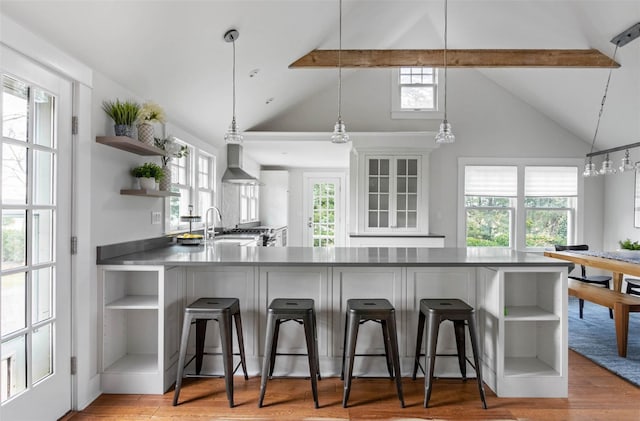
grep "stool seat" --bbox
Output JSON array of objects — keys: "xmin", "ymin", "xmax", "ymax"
[
  {"xmin": 173, "ymin": 297, "xmax": 248, "ymax": 408},
  {"xmin": 341, "ymin": 299, "xmax": 404, "ymax": 408},
  {"xmin": 259, "ymin": 298, "xmax": 320, "ymax": 408},
  {"xmin": 413, "ymin": 298, "xmax": 487, "ymax": 409}
]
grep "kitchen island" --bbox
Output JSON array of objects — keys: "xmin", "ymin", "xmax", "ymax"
[{"xmin": 97, "ymin": 243, "xmax": 570, "ymax": 399}]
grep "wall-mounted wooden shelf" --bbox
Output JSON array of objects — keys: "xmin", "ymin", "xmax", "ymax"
[
  {"xmin": 96, "ymin": 136, "xmax": 167, "ymax": 156},
  {"xmin": 120, "ymin": 189, "xmax": 179, "ymax": 198}
]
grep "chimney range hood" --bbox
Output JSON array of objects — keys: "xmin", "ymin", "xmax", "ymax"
[{"xmin": 222, "ymin": 144, "xmax": 259, "ymax": 185}]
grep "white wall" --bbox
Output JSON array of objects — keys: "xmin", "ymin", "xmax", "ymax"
[
  {"xmin": 603, "ymin": 171, "xmax": 640, "ymax": 249},
  {"xmin": 258, "ymin": 67, "xmax": 605, "ymax": 248}
]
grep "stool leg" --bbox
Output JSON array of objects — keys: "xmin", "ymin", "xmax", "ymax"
[
  {"xmin": 453, "ymin": 320, "xmax": 467, "ymax": 380},
  {"xmin": 340, "ymin": 311, "xmax": 348, "ymax": 381},
  {"xmin": 195, "ymin": 319, "xmax": 208, "ymax": 375},
  {"xmin": 342, "ymin": 312, "xmax": 360, "ymax": 408},
  {"xmin": 412, "ymin": 309, "xmax": 426, "ymax": 380},
  {"xmin": 303, "ymin": 314, "xmax": 320, "ymax": 409},
  {"xmin": 386, "ymin": 312, "xmax": 405, "ymax": 408},
  {"xmin": 259, "ymin": 312, "xmax": 276, "ymax": 407},
  {"xmin": 268, "ymin": 320, "xmax": 281, "ymax": 378},
  {"xmin": 579, "ymin": 298, "xmax": 584, "ymax": 319},
  {"xmin": 173, "ymin": 313, "xmax": 193, "ymax": 406},
  {"xmin": 312, "ymin": 309, "xmax": 321, "ymax": 381},
  {"xmin": 219, "ymin": 312, "xmax": 235, "ymax": 408},
  {"xmin": 424, "ymin": 312, "xmax": 440, "ymax": 408},
  {"xmin": 380, "ymin": 319, "xmax": 394, "ymax": 379},
  {"xmin": 467, "ymin": 313, "xmax": 488, "ymax": 409},
  {"xmin": 233, "ymin": 310, "xmax": 249, "ymax": 380}
]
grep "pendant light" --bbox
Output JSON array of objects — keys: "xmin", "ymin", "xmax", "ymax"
[
  {"xmin": 331, "ymin": 0, "xmax": 349, "ymax": 144},
  {"xmin": 435, "ymin": 0, "xmax": 455, "ymax": 144},
  {"xmin": 224, "ymin": 29, "xmax": 243, "ymax": 144},
  {"xmin": 619, "ymin": 150, "xmax": 635, "ymax": 172}
]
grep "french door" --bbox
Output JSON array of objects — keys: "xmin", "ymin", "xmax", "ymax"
[
  {"xmin": 303, "ymin": 175, "xmax": 343, "ymax": 247},
  {"xmin": 0, "ymin": 47, "xmax": 72, "ymax": 420}
]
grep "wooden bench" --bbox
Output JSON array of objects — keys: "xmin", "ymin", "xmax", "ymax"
[{"xmin": 568, "ymin": 279, "xmax": 640, "ymax": 357}]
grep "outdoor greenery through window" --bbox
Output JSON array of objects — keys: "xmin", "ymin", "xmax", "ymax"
[
  {"xmin": 312, "ymin": 183, "xmax": 336, "ymax": 247},
  {"xmin": 399, "ymin": 67, "xmax": 437, "ymax": 110},
  {"xmin": 464, "ymin": 165, "xmax": 577, "ymax": 249}
]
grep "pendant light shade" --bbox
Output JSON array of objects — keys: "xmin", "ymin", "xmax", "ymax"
[
  {"xmin": 435, "ymin": 0, "xmax": 454, "ymax": 144},
  {"xmin": 224, "ymin": 29, "xmax": 243, "ymax": 144},
  {"xmin": 331, "ymin": 0, "xmax": 349, "ymax": 144},
  {"xmin": 619, "ymin": 150, "xmax": 635, "ymax": 172},
  {"xmin": 582, "ymin": 159, "xmax": 598, "ymax": 177}
]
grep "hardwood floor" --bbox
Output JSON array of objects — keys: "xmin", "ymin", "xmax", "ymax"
[{"xmin": 62, "ymin": 351, "xmax": 639, "ymax": 421}]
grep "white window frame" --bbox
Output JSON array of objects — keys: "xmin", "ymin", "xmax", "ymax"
[
  {"xmin": 457, "ymin": 157, "xmax": 585, "ymax": 251},
  {"xmin": 195, "ymin": 151, "xmax": 216, "ymax": 220},
  {"xmin": 239, "ymin": 184, "xmax": 259, "ymax": 224},
  {"xmin": 390, "ymin": 67, "xmax": 444, "ymax": 120}
]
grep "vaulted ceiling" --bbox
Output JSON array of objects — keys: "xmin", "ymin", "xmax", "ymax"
[{"xmin": 2, "ymin": 1, "xmax": 639, "ymax": 167}]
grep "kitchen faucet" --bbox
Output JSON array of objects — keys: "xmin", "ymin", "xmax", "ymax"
[{"xmin": 204, "ymin": 206, "xmax": 222, "ymax": 240}]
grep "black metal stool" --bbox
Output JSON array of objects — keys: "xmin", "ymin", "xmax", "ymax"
[
  {"xmin": 173, "ymin": 297, "xmax": 248, "ymax": 408},
  {"xmin": 341, "ymin": 298, "xmax": 404, "ymax": 408},
  {"xmin": 412, "ymin": 298, "xmax": 487, "ymax": 409},
  {"xmin": 258, "ymin": 298, "xmax": 321, "ymax": 408}
]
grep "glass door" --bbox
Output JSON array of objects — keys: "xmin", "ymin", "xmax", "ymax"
[
  {"xmin": 304, "ymin": 176, "xmax": 342, "ymax": 247},
  {"xmin": 1, "ymin": 48, "xmax": 72, "ymax": 420}
]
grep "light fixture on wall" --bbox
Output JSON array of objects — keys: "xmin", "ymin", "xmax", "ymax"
[
  {"xmin": 583, "ymin": 22, "xmax": 640, "ymax": 177},
  {"xmin": 331, "ymin": 0, "xmax": 350, "ymax": 144},
  {"xmin": 435, "ymin": 0, "xmax": 455, "ymax": 144},
  {"xmin": 224, "ymin": 29, "xmax": 243, "ymax": 144}
]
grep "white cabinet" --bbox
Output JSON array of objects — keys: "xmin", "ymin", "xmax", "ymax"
[
  {"xmin": 99, "ymin": 265, "xmax": 184, "ymax": 394},
  {"xmin": 477, "ymin": 267, "xmax": 567, "ymax": 398},
  {"xmin": 259, "ymin": 170, "xmax": 288, "ymax": 227}
]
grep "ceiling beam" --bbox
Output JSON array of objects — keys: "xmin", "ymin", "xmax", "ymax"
[{"xmin": 289, "ymin": 49, "xmax": 619, "ymax": 69}]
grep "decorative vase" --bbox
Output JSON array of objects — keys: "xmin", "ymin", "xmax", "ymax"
[
  {"xmin": 139, "ymin": 177, "xmax": 156, "ymax": 190},
  {"xmin": 159, "ymin": 165, "xmax": 171, "ymax": 191},
  {"xmin": 114, "ymin": 124, "xmax": 133, "ymax": 137},
  {"xmin": 137, "ymin": 123, "xmax": 154, "ymax": 145}
]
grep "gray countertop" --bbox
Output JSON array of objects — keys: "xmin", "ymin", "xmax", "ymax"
[{"xmin": 97, "ymin": 244, "xmax": 571, "ymax": 267}]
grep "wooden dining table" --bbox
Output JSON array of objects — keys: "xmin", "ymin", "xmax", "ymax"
[{"xmin": 543, "ymin": 250, "xmax": 640, "ymax": 292}]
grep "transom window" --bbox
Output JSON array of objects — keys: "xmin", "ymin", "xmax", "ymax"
[{"xmin": 399, "ymin": 67, "xmax": 437, "ymax": 110}]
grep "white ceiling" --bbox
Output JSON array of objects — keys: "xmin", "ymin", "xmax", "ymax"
[{"xmin": 2, "ymin": 1, "xmax": 639, "ymax": 167}]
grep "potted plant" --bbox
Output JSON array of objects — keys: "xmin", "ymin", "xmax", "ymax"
[
  {"xmin": 102, "ymin": 99, "xmax": 140, "ymax": 137},
  {"xmin": 154, "ymin": 135, "xmax": 189, "ymax": 190},
  {"xmin": 137, "ymin": 102, "xmax": 166, "ymax": 145},
  {"xmin": 131, "ymin": 162, "xmax": 164, "ymax": 190}
]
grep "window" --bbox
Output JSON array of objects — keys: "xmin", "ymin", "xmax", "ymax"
[
  {"xmin": 461, "ymin": 161, "xmax": 580, "ymax": 251},
  {"xmin": 524, "ymin": 167, "xmax": 577, "ymax": 247},
  {"xmin": 239, "ymin": 185, "xmax": 258, "ymax": 223},
  {"xmin": 391, "ymin": 67, "xmax": 442, "ymax": 119},
  {"xmin": 464, "ymin": 166, "xmax": 517, "ymax": 248},
  {"xmin": 167, "ymin": 142, "xmax": 216, "ymax": 232}
]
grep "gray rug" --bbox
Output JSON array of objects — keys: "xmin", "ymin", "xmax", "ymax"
[{"xmin": 568, "ymin": 296, "xmax": 640, "ymax": 386}]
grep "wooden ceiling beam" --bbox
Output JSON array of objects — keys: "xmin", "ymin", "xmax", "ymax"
[{"xmin": 289, "ymin": 49, "xmax": 619, "ymax": 69}]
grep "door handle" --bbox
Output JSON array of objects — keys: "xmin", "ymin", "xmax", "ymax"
[{"xmin": 308, "ymin": 217, "xmax": 313, "ymax": 228}]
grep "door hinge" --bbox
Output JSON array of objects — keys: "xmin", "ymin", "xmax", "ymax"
[
  {"xmin": 70, "ymin": 356, "xmax": 77, "ymax": 375},
  {"xmin": 71, "ymin": 236, "xmax": 78, "ymax": 255},
  {"xmin": 72, "ymin": 116, "xmax": 78, "ymax": 135}
]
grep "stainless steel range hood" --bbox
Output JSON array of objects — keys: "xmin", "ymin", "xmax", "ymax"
[{"xmin": 222, "ymin": 144, "xmax": 259, "ymax": 185}]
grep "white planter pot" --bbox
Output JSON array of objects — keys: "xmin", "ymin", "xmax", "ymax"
[{"xmin": 139, "ymin": 177, "xmax": 157, "ymax": 190}]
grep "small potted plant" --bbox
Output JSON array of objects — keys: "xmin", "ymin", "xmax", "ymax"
[
  {"xmin": 137, "ymin": 101, "xmax": 166, "ymax": 145},
  {"xmin": 131, "ymin": 162, "xmax": 164, "ymax": 190},
  {"xmin": 154, "ymin": 135, "xmax": 189, "ymax": 190},
  {"xmin": 102, "ymin": 99, "xmax": 140, "ymax": 137}
]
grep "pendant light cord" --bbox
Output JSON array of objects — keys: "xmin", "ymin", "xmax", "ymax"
[
  {"xmin": 232, "ymin": 38, "xmax": 237, "ymax": 124},
  {"xmin": 443, "ymin": 0, "xmax": 448, "ymax": 121},
  {"xmin": 338, "ymin": 0, "xmax": 343, "ymax": 121},
  {"xmin": 589, "ymin": 42, "xmax": 619, "ymax": 155}
]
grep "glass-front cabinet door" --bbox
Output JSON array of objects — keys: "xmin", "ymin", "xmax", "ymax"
[{"xmin": 365, "ymin": 155, "xmax": 420, "ymax": 231}]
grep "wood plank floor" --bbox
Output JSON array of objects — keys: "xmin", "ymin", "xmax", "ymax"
[{"xmin": 62, "ymin": 351, "xmax": 639, "ymax": 421}]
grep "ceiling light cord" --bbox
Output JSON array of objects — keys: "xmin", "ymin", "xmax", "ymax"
[
  {"xmin": 338, "ymin": 0, "xmax": 343, "ymax": 121},
  {"xmin": 232, "ymin": 38, "xmax": 237, "ymax": 126},
  {"xmin": 443, "ymin": 0, "xmax": 448, "ymax": 121},
  {"xmin": 589, "ymin": 42, "xmax": 619, "ymax": 156}
]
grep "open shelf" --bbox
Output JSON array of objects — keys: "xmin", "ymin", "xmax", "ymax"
[
  {"xmin": 96, "ymin": 136, "xmax": 167, "ymax": 156},
  {"xmin": 103, "ymin": 354, "xmax": 158, "ymax": 373},
  {"xmin": 106, "ymin": 295, "xmax": 159, "ymax": 310},
  {"xmin": 504, "ymin": 306, "xmax": 560, "ymax": 321},
  {"xmin": 504, "ymin": 357, "xmax": 560, "ymax": 377},
  {"xmin": 120, "ymin": 189, "xmax": 179, "ymax": 197}
]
